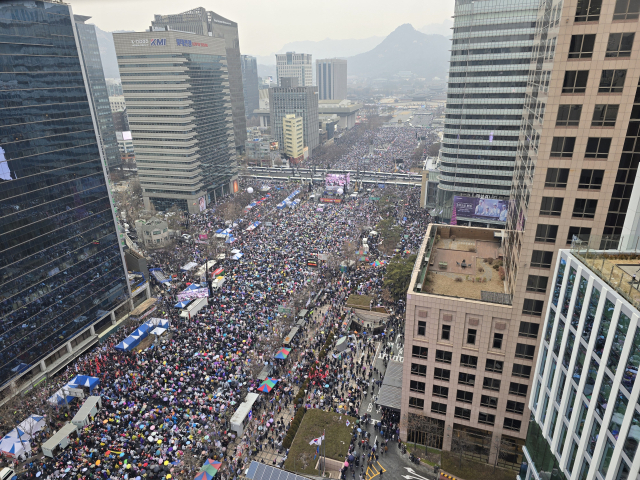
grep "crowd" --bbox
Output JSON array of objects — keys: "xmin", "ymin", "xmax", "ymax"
[{"xmin": 7, "ymin": 176, "xmax": 431, "ymax": 480}]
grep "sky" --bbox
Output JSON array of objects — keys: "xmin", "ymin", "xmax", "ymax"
[{"xmin": 68, "ymin": 0, "xmax": 454, "ymax": 56}]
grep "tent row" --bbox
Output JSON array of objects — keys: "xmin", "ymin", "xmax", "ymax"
[
  {"xmin": 114, "ymin": 318, "xmax": 171, "ymax": 352},
  {"xmin": 276, "ymin": 189, "xmax": 301, "ymax": 209},
  {"xmin": 48, "ymin": 375, "xmax": 100, "ymax": 406},
  {"xmin": 0, "ymin": 414, "xmax": 46, "ymax": 457}
]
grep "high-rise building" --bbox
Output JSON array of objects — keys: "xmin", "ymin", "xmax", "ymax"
[
  {"xmin": 0, "ymin": 0, "xmax": 131, "ymax": 392},
  {"xmin": 113, "ymin": 31, "xmax": 237, "ymax": 214},
  {"xmin": 105, "ymin": 78, "xmax": 123, "ymax": 97},
  {"xmin": 111, "ymin": 109, "xmax": 129, "ymax": 132},
  {"xmin": 437, "ymin": 0, "xmax": 538, "ymax": 226},
  {"xmin": 150, "ymin": 8, "xmax": 248, "ymax": 152},
  {"xmin": 276, "ymin": 52, "xmax": 313, "ymax": 87},
  {"xmin": 316, "ymin": 58, "xmax": 347, "ymax": 101},
  {"xmin": 241, "ymin": 55, "xmax": 260, "ymax": 119},
  {"xmin": 283, "ymin": 115, "xmax": 304, "ymax": 160},
  {"xmin": 269, "ymin": 78, "xmax": 319, "ymax": 158},
  {"xmin": 522, "ymin": 245, "xmax": 640, "ymax": 480},
  {"xmin": 74, "ymin": 15, "xmax": 121, "ymax": 170}
]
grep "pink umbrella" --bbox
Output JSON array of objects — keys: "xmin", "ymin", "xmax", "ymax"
[{"xmin": 344, "ymin": 461, "xmax": 349, "ymax": 467}]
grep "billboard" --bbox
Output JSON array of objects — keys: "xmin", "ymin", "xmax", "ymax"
[
  {"xmin": 233, "ymin": 179, "xmax": 239, "ymax": 193},
  {"xmin": 325, "ymin": 173, "xmax": 350, "ymax": 186},
  {"xmin": 453, "ymin": 196, "xmax": 508, "ymax": 222},
  {"xmin": 176, "ymin": 288, "xmax": 209, "ymax": 301},
  {"xmin": 198, "ymin": 196, "xmax": 206, "ymax": 212}
]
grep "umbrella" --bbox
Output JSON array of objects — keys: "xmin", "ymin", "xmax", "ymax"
[
  {"xmin": 274, "ymin": 347, "xmax": 292, "ymax": 360},
  {"xmin": 257, "ymin": 377, "xmax": 278, "ymax": 393},
  {"xmin": 194, "ymin": 472, "xmax": 212, "ymax": 480},
  {"xmin": 200, "ymin": 464, "xmax": 218, "ymax": 477},
  {"xmin": 202, "ymin": 460, "xmax": 222, "ymax": 473}
]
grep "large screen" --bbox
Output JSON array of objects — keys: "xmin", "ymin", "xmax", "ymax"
[
  {"xmin": 325, "ymin": 173, "xmax": 350, "ymax": 186},
  {"xmin": 453, "ymin": 196, "xmax": 508, "ymax": 222}
]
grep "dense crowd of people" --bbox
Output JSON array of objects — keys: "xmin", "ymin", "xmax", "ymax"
[{"xmin": 7, "ymin": 172, "xmax": 432, "ymax": 479}]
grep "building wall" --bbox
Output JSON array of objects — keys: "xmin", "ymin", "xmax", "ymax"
[
  {"xmin": 524, "ymin": 249, "xmax": 640, "ymax": 480},
  {"xmin": 75, "ymin": 20, "xmax": 121, "ymax": 170},
  {"xmin": 438, "ymin": 0, "xmax": 538, "ymax": 224},
  {"xmin": 269, "ymin": 86, "xmax": 319, "ymax": 157},
  {"xmin": 0, "ymin": 0, "xmax": 130, "ymax": 388},
  {"xmin": 283, "ymin": 115, "xmax": 304, "ymax": 158},
  {"xmin": 317, "ymin": 59, "xmax": 348, "ymax": 100},
  {"xmin": 241, "ymin": 55, "xmax": 260, "ymax": 118},
  {"xmin": 276, "ymin": 52, "xmax": 313, "ymax": 87},
  {"xmin": 114, "ymin": 31, "xmax": 237, "ymax": 214}
]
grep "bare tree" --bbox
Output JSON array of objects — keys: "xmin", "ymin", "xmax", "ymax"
[{"xmin": 448, "ymin": 426, "xmax": 473, "ymax": 468}]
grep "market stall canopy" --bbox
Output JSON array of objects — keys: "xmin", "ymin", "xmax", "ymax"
[
  {"xmin": 48, "ymin": 375, "xmax": 100, "ymax": 405},
  {"xmin": 0, "ymin": 437, "xmax": 30, "ymax": 457},
  {"xmin": 274, "ymin": 347, "xmax": 291, "ymax": 360},
  {"xmin": 149, "ymin": 268, "xmax": 170, "ymax": 284},
  {"xmin": 257, "ymin": 377, "xmax": 278, "ymax": 393},
  {"xmin": 180, "ymin": 261, "xmax": 198, "ymax": 272},
  {"xmin": 174, "ymin": 301, "xmax": 189, "ymax": 308}
]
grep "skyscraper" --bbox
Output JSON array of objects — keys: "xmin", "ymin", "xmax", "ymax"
[
  {"xmin": 269, "ymin": 78, "xmax": 319, "ymax": 158},
  {"xmin": 151, "ymin": 8, "xmax": 248, "ymax": 152},
  {"xmin": 74, "ymin": 15, "xmax": 121, "ymax": 170},
  {"xmin": 283, "ymin": 114, "xmax": 304, "ymax": 160},
  {"xmin": 241, "ymin": 55, "xmax": 260, "ymax": 119},
  {"xmin": 437, "ymin": 0, "xmax": 538, "ymax": 226},
  {"xmin": 0, "ymin": 0, "xmax": 130, "ymax": 390},
  {"xmin": 276, "ymin": 52, "xmax": 313, "ymax": 87},
  {"xmin": 113, "ymin": 31, "xmax": 237, "ymax": 213},
  {"xmin": 316, "ymin": 58, "xmax": 348, "ymax": 101}
]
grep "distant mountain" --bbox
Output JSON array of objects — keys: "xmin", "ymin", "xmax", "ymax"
[
  {"xmin": 94, "ymin": 26, "xmax": 121, "ymax": 80},
  {"xmin": 347, "ymin": 24, "xmax": 450, "ymax": 80},
  {"xmin": 419, "ymin": 19, "xmax": 454, "ymax": 38},
  {"xmin": 253, "ymin": 35, "xmax": 384, "ymax": 66}
]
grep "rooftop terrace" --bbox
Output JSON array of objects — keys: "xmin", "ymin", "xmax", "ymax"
[{"xmin": 413, "ymin": 225, "xmax": 511, "ymax": 304}]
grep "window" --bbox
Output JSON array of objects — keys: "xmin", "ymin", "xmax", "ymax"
[
  {"xmin": 540, "ymin": 197, "xmax": 564, "ymax": 216},
  {"xmin": 562, "ymin": 71, "xmax": 589, "ymax": 94},
  {"xmin": 431, "ymin": 402, "xmax": 447, "ymax": 415},
  {"xmin": 573, "ymin": 199, "xmax": 598, "ymax": 218},
  {"xmin": 545, "ymin": 168, "xmax": 570, "ymax": 188},
  {"xmin": 460, "ymin": 354, "xmax": 478, "ymax": 368},
  {"xmin": 585, "ymin": 137, "xmax": 612, "ymax": 158},
  {"xmin": 493, "ymin": 333, "xmax": 503, "ymax": 350},
  {"xmin": 535, "ymin": 224, "xmax": 558, "ymax": 243},
  {"xmin": 509, "ymin": 382, "xmax": 528, "ymax": 396},
  {"xmin": 550, "ymin": 137, "xmax": 576, "ymax": 157},
  {"xmin": 531, "ymin": 250, "xmax": 554, "ymax": 268},
  {"xmin": 412, "ymin": 345, "xmax": 428, "ymax": 359},
  {"xmin": 486, "ymin": 359, "xmax": 503, "ymax": 373},
  {"xmin": 417, "ymin": 320, "xmax": 426, "ymax": 336},
  {"xmin": 434, "ymin": 368, "xmax": 451, "ymax": 381},
  {"xmin": 526, "ymin": 275, "xmax": 549, "ymax": 293},
  {"xmin": 456, "ymin": 390, "xmax": 473, "ymax": 403},
  {"xmin": 506, "ymin": 400, "xmax": 525, "ymax": 414},
  {"xmin": 592, "ymin": 105, "xmax": 619, "ymax": 127},
  {"xmin": 481, "ymin": 395, "xmax": 498, "ymax": 409},
  {"xmin": 433, "ymin": 385, "xmax": 449, "ymax": 398},
  {"xmin": 459, "ymin": 372, "xmax": 475, "ymax": 386},
  {"xmin": 409, "ymin": 397, "xmax": 424, "ymax": 409},
  {"xmin": 504, "ymin": 418, "xmax": 522, "ymax": 431},
  {"xmin": 567, "ymin": 227, "xmax": 592, "ymax": 245},
  {"xmin": 483, "ymin": 377, "xmax": 501, "ymax": 391},
  {"xmin": 454, "ymin": 407, "xmax": 471, "ymax": 420},
  {"xmin": 578, "ymin": 169, "xmax": 604, "ymax": 189},
  {"xmin": 436, "ymin": 350, "xmax": 452, "ymax": 364},
  {"xmin": 512, "ymin": 363, "xmax": 532, "ymax": 378},
  {"xmin": 441, "ymin": 325, "xmax": 451, "ymax": 341},
  {"xmin": 575, "ymin": 0, "xmax": 602, "ymax": 21},
  {"xmin": 613, "ymin": 0, "xmax": 640, "ymax": 20},
  {"xmin": 606, "ymin": 33, "xmax": 635, "ymax": 58},
  {"xmin": 568, "ymin": 34, "xmax": 596, "ymax": 58},
  {"xmin": 556, "ymin": 105, "xmax": 582, "ymax": 126},
  {"xmin": 523, "ymin": 299, "xmax": 544, "ymax": 316},
  {"xmin": 515, "ymin": 343, "xmax": 536, "ymax": 359},
  {"xmin": 519, "ymin": 321, "xmax": 540, "ymax": 338},
  {"xmin": 411, "ymin": 363, "xmax": 427, "ymax": 377},
  {"xmin": 479, "ymin": 412, "xmax": 496, "ymax": 425},
  {"xmin": 599, "ymin": 70, "xmax": 627, "ymax": 93},
  {"xmin": 410, "ymin": 380, "xmax": 426, "ymax": 393},
  {"xmin": 466, "ymin": 329, "xmax": 477, "ymax": 345}
]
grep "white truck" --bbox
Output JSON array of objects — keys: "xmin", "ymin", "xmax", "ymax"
[{"xmin": 179, "ymin": 297, "xmax": 208, "ymax": 319}]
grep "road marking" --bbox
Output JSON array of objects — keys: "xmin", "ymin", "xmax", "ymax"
[
  {"xmin": 367, "ymin": 403, "xmax": 373, "ymax": 412},
  {"xmin": 365, "ymin": 461, "xmax": 387, "ymax": 480}
]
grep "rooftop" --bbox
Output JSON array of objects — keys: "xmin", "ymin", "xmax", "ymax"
[{"xmin": 412, "ymin": 225, "xmax": 511, "ymax": 305}]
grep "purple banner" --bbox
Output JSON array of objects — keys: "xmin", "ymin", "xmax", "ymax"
[
  {"xmin": 453, "ymin": 196, "xmax": 508, "ymax": 222},
  {"xmin": 176, "ymin": 288, "xmax": 209, "ymax": 301}
]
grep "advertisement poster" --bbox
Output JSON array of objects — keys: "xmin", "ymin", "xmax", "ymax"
[
  {"xmin": 453, "ymin": 196, "xmax": 508, "ymax": 222},
  {"xmin": 198, "ymin": 196, "xmax": 206, "ymax": 212},
  {"xmin": 176, "ymin": 288, "xmax": 209, "ymax": 301},
  {"xmin": 233, "ymin": 179, "xmax": 239, "ymax": 193},
  {"xmin": 198, "ymin": 234, "xmax": 208, "ymax": 241}
]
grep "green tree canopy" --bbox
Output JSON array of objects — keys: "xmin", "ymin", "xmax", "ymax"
[{"xmin": 383, "ymin": 254, "xmax": 418, "ymax": 301}]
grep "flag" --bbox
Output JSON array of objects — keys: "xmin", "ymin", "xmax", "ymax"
[
  {"xmin": 346, "ymin": 420, "xmax": 350, "ymax": 427},
  {"xmin": 309, "ymin": 435, "xmax": 324, "ymax": 446}
]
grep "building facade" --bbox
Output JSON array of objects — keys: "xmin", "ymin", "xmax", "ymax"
[
  {"xmin": 74, "ymin": 15, "xmax": 121, "ymax": 170},
  {"xmin": 522, "ymin": 246, "xmax": 640, "ymax": 480},
  {"xmin": 0, "ymin": 0, "xmax": 131, "ymax": 393},
  {"xmin": 105, "ymin": 78, "xmax": 123, "ymax": 97},
  {"xmin": 135, "ymin": 218, "xmax": 170, "ymax": 248},
  {"xmin": 438, "ymin": 0, "xmax": 538, "ymax": 226},
  {"xmin": 109, "ymin": 95, "xmax": 126, "ymax": 112},
  {"xmin": 111, "ymin": 109, "xmax": 129, "ymax": 132},
  {"xmin": 283, "ymin": 114, "xmax": 304, "ymax": 159},
  {"xmin": 276, "ymin": 52, "xmax": 313, "ymax": 87},
  {"xmin": 269, "ymin": 80, "xmax": 319, "ymax": 157},
  {"xmin": 241, "ymin": 55, "xmax": 260, "ymax": 119},
  {"xmin": 151, "ymin": 7, "xmax": 248, "ymax": 151},
  {"xmin": 116, "ymin": 131, "xmax": 135, "ymax": 164},
  {"xmin": 316, "ymin": 58, "xmax": 348, "ymax": 100},
  {"xmin": 113, "ymin": 31, "xmax": 237, "ymax": 214}
]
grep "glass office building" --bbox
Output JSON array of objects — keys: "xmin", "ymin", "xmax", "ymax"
[{"xmin": 0, "ymin": 1, "xmax": 130, "ymax": 389}]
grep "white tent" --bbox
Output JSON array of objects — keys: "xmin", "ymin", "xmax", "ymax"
[
  {"xmin": 0, "ymin": 436, "xmax": 31, "ymax": 457},
  {"xmin": 18, "ymin": 415, "xmax": 45, "ymax": 437}
]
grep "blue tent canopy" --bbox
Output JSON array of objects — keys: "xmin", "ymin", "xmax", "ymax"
[{"xmin": 174, "ymin": 301, "xmax": 189, "ymax": 308}]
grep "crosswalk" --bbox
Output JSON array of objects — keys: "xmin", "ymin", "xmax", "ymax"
[{"xmin": 365, "ymin": 461, "xmax": 386, "ymax": 480}]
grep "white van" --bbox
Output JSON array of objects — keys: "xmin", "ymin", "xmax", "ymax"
[{"xmin": 0, "ymin": 467, "xmax": 16, "ymax": 480}]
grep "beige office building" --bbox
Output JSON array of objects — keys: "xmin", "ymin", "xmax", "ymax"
[
  {"xmin": 401, "ymin": 0, "xmax": 640, "ymax": 469},
  {"xmin": 283, "ymin": 114, "xmax": 304, "ymax": 159},
  {"xmin": 276, "ymin": 52, "xmax": 312, "ymax": 87}
]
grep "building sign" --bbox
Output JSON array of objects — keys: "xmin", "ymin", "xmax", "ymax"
[
  {"xmin": 150, "ymin": 38, "xmax": 166, "ymax": 46},
  {"xmin": 131, "ymin": 39, "xmax": 149, "ymax": 47},
  {"xmin": 176, "ymin": 39, "xmax": 209, "ymax": 47},
  {"xmin": 453, "ymin": 195, "xmax": 508, "ymax": 222}
]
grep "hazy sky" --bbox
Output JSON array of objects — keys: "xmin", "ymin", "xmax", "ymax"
[{"xmin": 69, "ymin": 0, "xmax": 454, "ymax": 56}]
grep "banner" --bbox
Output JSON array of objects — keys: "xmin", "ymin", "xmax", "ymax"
[
  {"xmin": 453, "ymin": 196, "xmax": 508, "ymax": 222},
  {"xmin": 176, "ymin": 288, "xmax": 209, "ymax": 301},
  {"xmin": 320, "ymin": 197, "xmax": 342, "ymax": 204}
]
